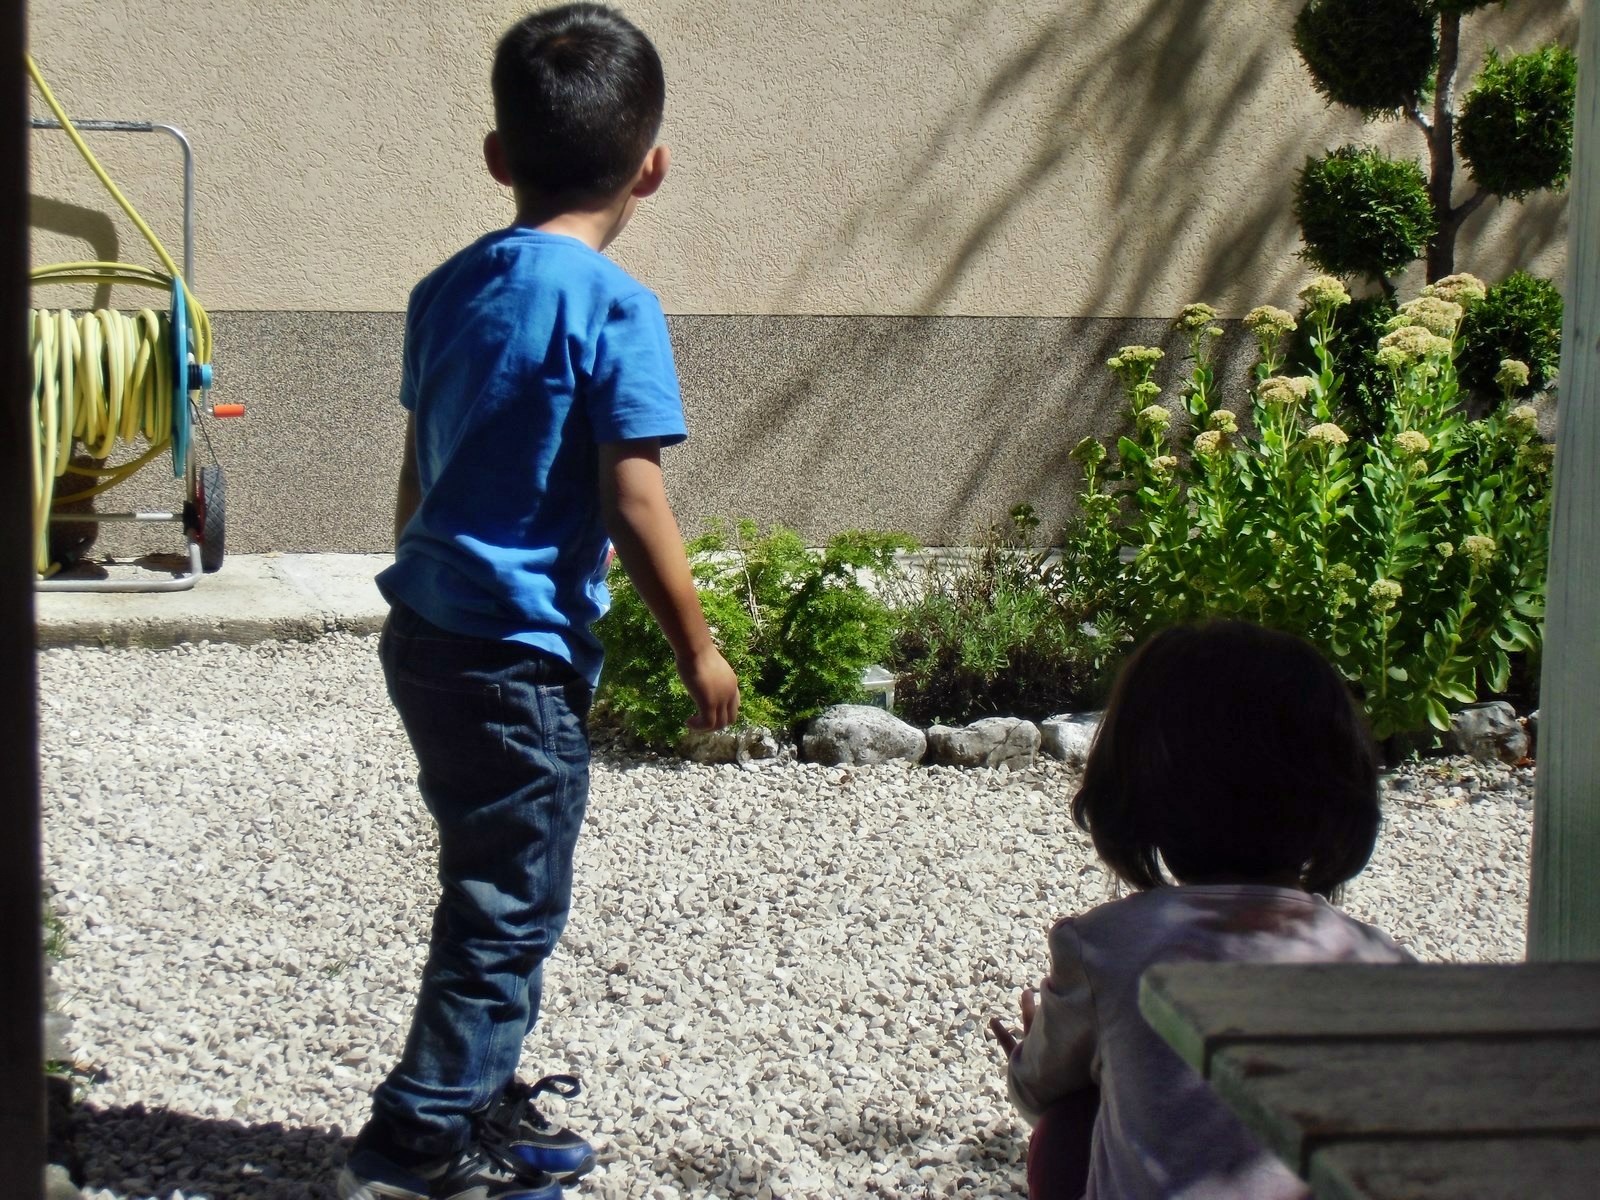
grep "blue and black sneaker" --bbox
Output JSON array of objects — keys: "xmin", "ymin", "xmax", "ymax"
[
  {"xmin": 480, "ymin": 1074, "xmax": 597, "ymax": 1184},
  {"xmin": 338, "ymin": 1141, "xmax": 563, "ymax": 1200}
]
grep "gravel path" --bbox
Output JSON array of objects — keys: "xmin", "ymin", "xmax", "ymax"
[{"xmin": 40, "ymin": 635, "xmax": 1534, "ymax": 1200}]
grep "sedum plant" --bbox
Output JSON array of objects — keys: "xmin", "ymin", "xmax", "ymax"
[{"xmin": 1071, "ymin": 275, "xmax": 1552, "ymax": 740}]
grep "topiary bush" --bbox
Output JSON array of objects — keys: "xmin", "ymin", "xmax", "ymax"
[
  {"xmin": 1291, "ymin": 0, "xmax": 1575, "ymax": 282},
  {"xmin": 595, "ymin": 520, "xmax": 913, "ymax": 748},
  {"xmin": 1294, "ymin": 147, "xmax": 1436, "ymax": 286},
  {"xmin": 1456, "ymin": 270, "xmax": 1563, "ymax": 400},
  {"xmin": 1293, "ymin": 0, "xmax": 1436, "ymax": 115},
  {"xmin": 1458, "ymin": 46, "xmax": 1579, "ymax": 200}
]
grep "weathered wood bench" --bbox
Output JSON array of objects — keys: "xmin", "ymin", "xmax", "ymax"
[{"xmin": 1138, "ymin": 962, "xmax": 1600, "ymax": 1200}]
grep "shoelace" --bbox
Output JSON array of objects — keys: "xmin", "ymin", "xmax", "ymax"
[{"xmin": 491, "ymin": 1073, "xmax": 583, "ymax": 1135}]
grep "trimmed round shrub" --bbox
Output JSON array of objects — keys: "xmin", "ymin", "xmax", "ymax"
[
  {"xmin": 1295, "ymin": 146, "xmax": 1436, "ymax": 282},
  {"xmin": 1457, "ymin": 270, "xmax": 1563, "ymax": 399},
  {"xmin": 1293, "ymin": 0, "xmax": 1436, "ymax": 115},
  {"xmin": 1458, "ymin": 46, "xmax": 1578, "ymax": 200}
]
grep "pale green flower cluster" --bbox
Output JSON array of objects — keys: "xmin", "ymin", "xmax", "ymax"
[
  {"xmin": 1497, "ymin": 359, "xmax": 1531, "ymax": 394},
  {"xmin": 1422, "ymin": 273, "xmax": 1488, "ymax": 308},
  {"xmin": 1137, "ymin": 404, "xmax": 1172, "ymax": 431},
  {"xmin": 1150, "ymin": 454, "xmax": 1180, "ymax": 474},
  {"xmin": 1394, "ymin": 430, "xmax": 1431, "ymax": 457},
  {"xmin": 1208, "ymin": 410, "xmax": 1238, "ymax": 434},
  {"xmin": 1174, "ymin": 303, "xmax": 1218, "ymax": 332},
  {"xmin": 1192, "ymin": 429, "xmax": 1226, "ymax": 458},
  {"xmin": 1508, "ymin": 403, "xmax": 1539, "ymax": 431},
  {"xmin": 1108, "ymin": 345, "xmax": 1164, "ymax": 372},
  {"xmin": 1436, "ymin": 542, "xmax": 1454, "ymax": 559},
  {"xmin": 1368, "ymin": 578, "xmax": 1403, "ymax": 612},
  {"xmin": 1519, "ymin": 441, "xmax": 1556, "ymax": 474},
  {"xmin": 1306, "ymin": 422, "xmax": 1349, "ymax": 447},
  {"xmin": 1071, "ymin": 436, "xmax": 1107, "ymax": 466},
  {"xmin": 1299, "ymin": 275, "xmax": 1351, "ymax": 314},
  {"xmin": 1133, "ymin": 380, "xmax": 1161, "ymax": 403},
  {"xmin": 1389, "ymin": 295, "xmax": 1464, "ymax": 338},
  {"xmin": 1463, "ymin": 534, "xmax": 1498, "ymax": 568},
  {"xmin": 1258, "ymin": 375, "xmax": 1312, "ymax": 407},
  {"xmin": 1376, "ymin": 324, "xmax": 1452, "ymax": 371},
  {"xmin": 1326, "ymin": 562, "xmax": 1357, "ymax": 584},
  {"xmin": 1243, "ymin": 305, "xmax": 1296, "ymax": 339}
]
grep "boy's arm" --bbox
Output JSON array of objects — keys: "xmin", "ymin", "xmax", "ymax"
[
  {"xmin": 598, "ymin": 440, "xmax": 739, "ymax": 731},
  {"xmin": 393, "ymin": 414, "xmax": 421, "ymax": 547}
]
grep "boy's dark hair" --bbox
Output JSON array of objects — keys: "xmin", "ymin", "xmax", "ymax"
[
  {"xmin": 492, "ymin": 4, "xmax": 665, "ymax": 203},
  {"xmin": 1072, "ymin": 620, "xmax": 1379, "ymax": 898}
]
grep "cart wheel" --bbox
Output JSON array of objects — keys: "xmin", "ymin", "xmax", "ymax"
[{"xmin": 197, "ymin": 464, "xmax": 226, "ymax": 573}]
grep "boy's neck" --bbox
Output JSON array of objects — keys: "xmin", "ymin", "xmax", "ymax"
[{"xmin": 514, "ymin": 193, "xmax": 635, "ymax": 253}]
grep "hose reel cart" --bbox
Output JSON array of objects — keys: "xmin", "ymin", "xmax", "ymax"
[{"xmin": 28, "ymin": 56, "xmax": 243, "ymax": 592}]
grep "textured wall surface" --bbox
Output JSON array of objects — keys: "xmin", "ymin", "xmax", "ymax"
[
  {"xmin": 27, "ymin": 1, "xmax": 1578, "ymax": 553},
  {"xmin": 89, "ymin": 311, "xmax": 1261, "ymax": 555},
  {"xmin": 29, "ymin": 0, "xmax": 1574, "ymax": 316}
]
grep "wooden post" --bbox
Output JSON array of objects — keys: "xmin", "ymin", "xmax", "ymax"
[
  {"xmin": 1, "ymin": 1, "xmax": 47, "ymax": 1197},
  {"xmin": 1529, "ymin": 0, "xmax": 1600, "ymax": 962}
]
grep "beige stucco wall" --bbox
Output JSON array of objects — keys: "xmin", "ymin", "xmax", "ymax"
[{"xmin": 29, "ymin": 0, "xmax": 1574, "ymax": 317}]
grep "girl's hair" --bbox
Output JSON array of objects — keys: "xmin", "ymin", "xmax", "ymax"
[{"xmin": 1071, "ymin": 620, "xmax": 1379, "ymax": 897}]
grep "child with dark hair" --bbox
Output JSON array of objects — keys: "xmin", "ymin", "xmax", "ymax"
[
  {"xmin": 1004, "ymin": 620, "xmax": 1412, "ymax": 1200},
  {"xmin": 340, "ymin": 6, "xmax": 739, "ymax": 1199}
]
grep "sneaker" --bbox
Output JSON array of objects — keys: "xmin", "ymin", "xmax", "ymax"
[
  {"xmin": 338, "ymin": 1143, "xmax": 563, "ymax": 1200},
  {"xmin": 480, "ymin": 1074, "xmax": 597, "ymax": 1183}
]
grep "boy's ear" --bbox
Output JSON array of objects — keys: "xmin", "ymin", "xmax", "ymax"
[
  {"xmin": 630, "ymin": 144, "xmax": 670, "ymax": 199},
  {"xmin": 484, "ymin": 131, "xmax": 514, "ymax": 187}
]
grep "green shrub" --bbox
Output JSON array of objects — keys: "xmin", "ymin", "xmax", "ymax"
[
  {"xmin": 886, "ymin": 509, "xmax": 1125, "ymax": 726},
  {"xmin": 1295, "ymin": 146, "xmax": 1436, "ymax": 284},
  {"xmin": 1292, "ymin": 0, "xmax": 1436, "ymax": 116},
  {"xmin": 596, "ymin": 520, "xmax": 913, "ymax": 748},
  {"xmin": 1289, "ymin": 292, "xmax": 1397, "ymax": 444},
  {"xmin": 1071, "ymin": 276, "xmax": 1552, "ymax": 739},
  {"xmin": 1458, "ymin": 46, "xmax": 1578, "ymax": 200},
  {"xmin": 1456, "ymin": 270, "xmax": 1564, "ymax": 400}
]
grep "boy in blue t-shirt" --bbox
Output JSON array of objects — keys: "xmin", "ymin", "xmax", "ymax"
[{"xmin": 340, "ymin": 7, "xmax": 739, "ymax": 1199}]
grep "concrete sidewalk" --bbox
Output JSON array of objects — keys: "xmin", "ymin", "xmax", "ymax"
[{"xmin": 35, "ymin": 554, "xmax": 394, "ymax": 648}]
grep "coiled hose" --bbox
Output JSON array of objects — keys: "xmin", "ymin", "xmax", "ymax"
[{"xmin": 27, "ymin": 54, "xmax": 213, "ymax": 575}]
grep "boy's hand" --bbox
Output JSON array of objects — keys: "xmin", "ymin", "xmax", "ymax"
[
  {"xmin": 1020, "ymin": 984, "xmax": 1040, "ymax": 1034},
  {"xmin": 678, "ymin": 644, "xmax": 739, "ymax": 731}
]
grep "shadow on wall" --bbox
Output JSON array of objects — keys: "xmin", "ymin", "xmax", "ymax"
[{"xmin": 678, "ymin": 0, "xmax": 1569, "ymax": 545}]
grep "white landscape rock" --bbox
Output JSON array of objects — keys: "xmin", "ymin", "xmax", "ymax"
[
  {"xmin": 926, "ymin": 717, "xmax": 1040, "ymax": 770},
  {"xmin": 1040, "ymin": 712, "xmax": 1101, "ymax": 767},
  {"xmin": 678, "ymin": 725, "xmax": 780, "ymax": 765},
  {"xmin": 800, "ymin": 703, "xmax": 926, "ymax": 765}
]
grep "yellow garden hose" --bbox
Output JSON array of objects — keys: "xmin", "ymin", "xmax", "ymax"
[{"xmin": 26, "ymin": 54, "xmax": 214, "ymax": 575}]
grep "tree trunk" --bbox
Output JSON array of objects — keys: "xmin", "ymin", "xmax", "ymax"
[{"xmin": 1425, "ymin": 11, "xmax": 1462, "ymax": 282}]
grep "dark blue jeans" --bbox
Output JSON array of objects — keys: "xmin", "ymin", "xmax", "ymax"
[{"xmin": 358, "ymin": 602, "xmax": 592, "ymax": 1164}]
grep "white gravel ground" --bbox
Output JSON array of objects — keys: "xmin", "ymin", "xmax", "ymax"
[{"xmin": 40, "ymin": 635, "xmax": 1534, "ymax": 1200}]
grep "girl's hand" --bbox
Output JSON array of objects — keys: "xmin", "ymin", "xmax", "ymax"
[{"xmin": 1020, "ymin": 983, "xmax": 1040, "ymax": 1034}]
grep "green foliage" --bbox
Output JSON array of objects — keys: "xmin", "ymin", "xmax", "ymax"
[
  {"xmin": 1293, "ymin": 0, "xmax": 1436, "ymax": 116},
  {"xmin": 42, "ymin": 893, "xmax": 68, "ymax": 961},
  {"xmin": 1290, "ymin": 292, "xmax": 1398, "ymax": 443},
  {"xmin": 1295, "ymin": 147, "xmax": 1436, "ymax": 284},
  {"xmin": 595, "ymin": 520, "xmax": 913, "ymax": 747},
  {"xmin": 1070, "ymin": 279, "xmax": 1553, "ymax": 740},
  {"xmin": 1456, "ymin": 270, "xmax": 1563, "ymax": 399},
  {"xmin": 885, "ymin": 507, "xmax": 1125, "ymax": 726},
  {"xmin": 1458, "ymin": 46, "xmax": 1578, "ymax": 200}
]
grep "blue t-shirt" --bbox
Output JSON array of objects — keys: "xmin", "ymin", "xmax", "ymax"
[{"xmin": 376, "ymin": 227, "xmax": 687, "ymax": 685}]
